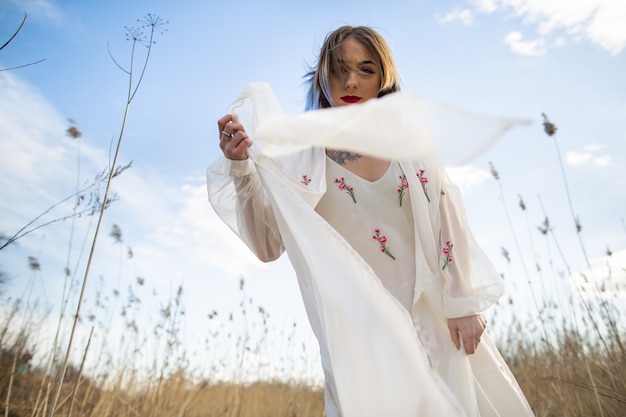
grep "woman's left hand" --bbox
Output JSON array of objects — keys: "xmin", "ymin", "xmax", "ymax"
[{"xmin": 447, "ymin": 314, "xmax": 487, "ymax": 355}]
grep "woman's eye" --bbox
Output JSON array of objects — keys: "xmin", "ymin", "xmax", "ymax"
[{"xmin": 361, "ymin": 67, "xmax": 375, "ymax": 74}]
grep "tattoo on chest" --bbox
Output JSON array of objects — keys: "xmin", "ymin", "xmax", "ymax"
[{"xmin": 326, "ymin": 150, "xmax": 363, "ymax": 165}]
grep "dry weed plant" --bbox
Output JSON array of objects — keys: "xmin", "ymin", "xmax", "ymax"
[{"xmin": 486, "ymin": 114, "xmax": 625, "ymax": 416}]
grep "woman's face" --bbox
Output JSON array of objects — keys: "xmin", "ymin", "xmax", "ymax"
[{"xmin": 328, "ymin": 38, "xmax": 382, "ymax": 107}]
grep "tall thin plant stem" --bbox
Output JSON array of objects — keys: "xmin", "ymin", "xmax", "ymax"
[
  {"xmin": 542, "ymin": 113, "xmax": 594, "ymax": 274},
  {"xmin": 0, "ymin": 13, "xmax": 46, "ymax": 72},
  {"xmin": 4, "ymin": 343, "xmax": 19, "ymax": 417},
  {"xmin": 46, "ymin": 15, "xmax": 166, "ymax": 417},
  {"xmin": 67, "ymin": 327, "xmax": 93, "ymax": 417},
  {"xmin": 541, "ymin": 113, "xmax": 610, "ymax": 416}
]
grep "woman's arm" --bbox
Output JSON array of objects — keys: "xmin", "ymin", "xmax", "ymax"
[
  {"xmin": 437, "ymin": 166, "xmax": 502, "ymax": 354},
  {"xmin": 207, "ymin": 115, "xmax": 284, "ymax": 262}
]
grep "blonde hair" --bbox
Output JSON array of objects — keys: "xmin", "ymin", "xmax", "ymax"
[{"xmin": 305, "ymin": 26, "xmax": 401, "ymax": 110}]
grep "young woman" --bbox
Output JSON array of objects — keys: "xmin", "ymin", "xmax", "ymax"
[{"xmin": 209, "ymin": 26, "xmax": 534, "ymax": 417}]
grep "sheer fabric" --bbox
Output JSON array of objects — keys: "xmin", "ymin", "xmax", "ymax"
[{"xmin": 207, "ymin": 83, "xmax": 534, "ymax": 417}]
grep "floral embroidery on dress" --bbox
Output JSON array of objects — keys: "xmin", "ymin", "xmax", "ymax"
[
  {"xmin": 417, "ymin": 169, "xmax": 431, "ymax": 202},
  {"xmin": 397, "ymin": 175, "xmax": 409, "ymax": 207},
  {"xmin": 300, "ymin": 174, "xmax": 311, "ymax": 186},
  {"xmin": 334, "ymin": 177, "xmax": 357, "ymax": 203},
  {"xmin": 373, "ymin": 229, "xmax": 396, "ymax": 260},
  {"xmin": 442, "ymin": 240, "xmax": 453, "ymax": 270}
]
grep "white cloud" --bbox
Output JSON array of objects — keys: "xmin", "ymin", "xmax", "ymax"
[
  {"xmin": 504, "ymin": 31, "xmax": 547, "ymax": 55},
  {"xmin": 565, "ymin": 150, "xmax": 592, "ymax": 165},
  {"xmin": 0, "ymin": 72, "xmax": 89, "ymax": 226},
  {"xmin": 437, "ymin": 9, "xmax": 474, "ymax": 25},
  {"xmin": 468, "ymin": 0, "xmax": 626, "ymax": 55},
  {"xmin": 447, "ymin": 165, "xmax": 491, "ymax": 192},
  {"xmin": 592, "ymin": 155, "xmax": 611, "ymax": 166},
  {"xmin": 0, "ymin": 72, "xmax": 265, "ymax": 280},
  {"xmin": 133, "ymin": 181, "xmax": 265, "ymax": 276},
  {"xmin": 564, "ymin": 143, "xmax": 611, "ymax": 166},
  {"xmin": 586, "ymin": 1, "xmax": 626, "ymax": 55},
  {"xmin": 474, "ymin": 0, "xmax": 498, "ymax": 13}
]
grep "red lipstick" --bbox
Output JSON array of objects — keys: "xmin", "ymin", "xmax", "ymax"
[{"xmin": 341, "ymin": 95, "xmax": 361, "ymax": 104}]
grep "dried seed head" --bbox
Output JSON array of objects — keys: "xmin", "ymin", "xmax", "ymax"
[
  {"xmin": 517, "ymin": 194, "xmax": 526, "ymax": 211},
  {"xmin": 28, "ymin": 256, "xmax": 40, "ymax": 271},
  {"xmin": 110, "ymin": 224, "xmax": 122, "ymax": 242},
  {"xmin": 66, "ymin": 125, "xmax": 82, "ymax": 139},
  {"xmin": 541, "ymin": 113, "xmax": 557, "ymax": 136},
  {"xmin": 489, "ymin": 161, "xmax": 499, "ymax": 180}
]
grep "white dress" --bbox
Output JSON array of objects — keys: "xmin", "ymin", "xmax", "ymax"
[
  {"xmin": 207, "ymin": 83, "xmax": 535, "ymax": 417},
  {"xmin": 316, "ymin": 159, "xmax": 417, "ymax": 312}
]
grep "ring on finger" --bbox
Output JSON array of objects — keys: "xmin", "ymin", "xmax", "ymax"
[{"xmin": 221, "ymin": 130, "xmax": 233, "ymax": 138}]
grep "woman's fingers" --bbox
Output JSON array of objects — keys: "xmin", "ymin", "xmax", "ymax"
[
  {"xmin": 217, "ymin": 114, "xmax": 233, "ymax": 133},
  {"xmin": 448, "ymin": 314, "xmax": 486, "ymax": 355},
  {"xmin": 217, "ymin": 115, "xmax": 251, "ymax": 160}
]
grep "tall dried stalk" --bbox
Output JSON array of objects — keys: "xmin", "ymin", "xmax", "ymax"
[
  {"xmin": 4, "ymin": 346, "xmax": 19, "ymax": 417},
  {"xmin": 46, "ymin": 14, "xmax": 167, "ymax": 417},
  {"xmin": 67, "ymin": 327, "xmax": 93, "ymax": 417}
]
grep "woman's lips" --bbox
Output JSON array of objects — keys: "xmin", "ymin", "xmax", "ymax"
[{"xmin": 341, "ymin": 95, "xmax": 361, "ymax": 103}]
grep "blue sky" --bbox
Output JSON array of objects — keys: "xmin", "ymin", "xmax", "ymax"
[{"xmin": 1, "ymin": 0, "xmax": 625, "ymax": 380}]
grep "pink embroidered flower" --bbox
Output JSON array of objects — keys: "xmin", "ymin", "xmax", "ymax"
[
  {"xmin": 335, "ymin": 177, "xmax": 357, "ymax": 203},
  {"xmin": 373, "ymin": 229, "xmax": 396, "ymax": 260},
  {"xmin": 442, "ymin": 240, "xmax": 453, "ymax": 270},
  {"xmin": 300, "ymin": 174, "xmax": 311, "ymax": 186},
  {"xmin": 417, "ymin": 169, "xmax": 431, "ymax": 202},
  {"xmin": 397, "ymin": 174, "xmax": 409, "ymax": 207}
]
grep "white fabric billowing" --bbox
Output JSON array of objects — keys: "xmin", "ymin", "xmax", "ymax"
[
  {"xmin": 253, "ymin": 84, "xmax": 529, "ymax": 166},
  {"xmin": 207, "ymin": 83, "xmax": 534, "ymax": 417}
]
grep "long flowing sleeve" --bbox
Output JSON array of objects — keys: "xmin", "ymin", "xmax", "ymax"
[
  {"xmin": 206, "ymin": 156, "xmax": 284, "ymax": 262},
  {"xmin": 438, "ymin": 167, "xmax": 504, "ymax": 318}
]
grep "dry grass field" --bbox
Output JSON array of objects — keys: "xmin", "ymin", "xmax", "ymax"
[{"xmin": 1, "ymin": 298, "xmax": 624, "ymax": 417}]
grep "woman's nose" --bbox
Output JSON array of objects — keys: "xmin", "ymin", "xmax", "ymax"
[{"xmin": 344, "ymin": 71, "xmax": 358, "ymax": 89}]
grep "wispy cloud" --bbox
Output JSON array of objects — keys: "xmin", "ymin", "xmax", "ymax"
[
  {"xmin": 0, "ymin": 72, "xmax": 264, "ymax": 283},
  {"xmin": 564, "ymin": 143, "xmax": 611, "ymax": 166},
  {"xmin": 0, "ymin": 72, "xmax": 83, "ymax": 224},
  {"xmin": 473, "ymin": 0, "xmax": 497, "ymax": 13},
  {"xmin": 448, "ymin": 165, "xmax": 491, "ymax": 193},
  {"xmin": 565, "ymin": 150, "xmax": 592, "ymax": 165},
  {"xmin": 504, "ymin": 31, "xmax": 546, "ymax": 56},
  {"xmin": 443, "ymin": 0, "xmax": 626, "ymax": 55},
  {"xmin": 437, "ymin": 9, "xmax": 474, "ymax": 26}
]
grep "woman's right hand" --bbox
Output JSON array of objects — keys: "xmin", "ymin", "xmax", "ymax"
[{"xmin": 218, "ymin": 114, "xmax": 252, "ymax": 160}]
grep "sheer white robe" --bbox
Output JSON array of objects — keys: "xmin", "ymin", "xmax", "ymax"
[{"xmin": 207, "ymin": 83, "xmax": 534, "ymax": 417}]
